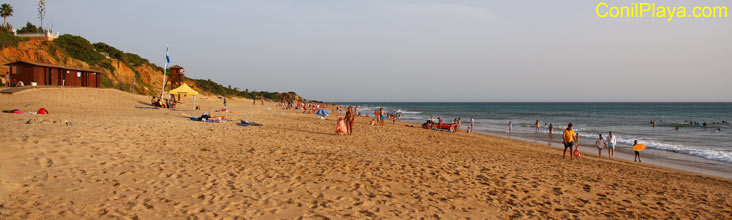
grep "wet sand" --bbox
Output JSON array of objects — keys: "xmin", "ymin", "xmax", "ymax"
[{"xmin": 1, "ymin": 87, "xmax": 731, "ymax": 219}]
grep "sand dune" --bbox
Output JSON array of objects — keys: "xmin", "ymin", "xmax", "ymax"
[{"xmin": 1, "ymin": 87, "xmax": 731, "ymax": 219}]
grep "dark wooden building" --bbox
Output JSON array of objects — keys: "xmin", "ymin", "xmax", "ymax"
[
  {"xmin": 5, "ymin": 61, "xmax": 103, "ymax": 87},
  {"xmin": 169, "ymin": 65, "xmax": 185, "ymax": 86}
]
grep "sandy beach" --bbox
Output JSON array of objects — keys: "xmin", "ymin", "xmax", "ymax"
[{"xmin": 1, "ymin": 87, "xmax": 731, "ymax": 219}]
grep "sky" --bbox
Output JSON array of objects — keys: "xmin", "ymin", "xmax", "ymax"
[{"xmin": 4, "ymin": 0, "xmax": 731, "ymax": 102}]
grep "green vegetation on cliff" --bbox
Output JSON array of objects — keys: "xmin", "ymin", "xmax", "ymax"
[
  {"xmin": 190, "ymin": 78, "xmax": 299, "ymax": 101},
  {"xmin": 0, "ymin": 32, "xmax": 23, "ymax": 49},
  {"xmin": 93, "ymin": 42, "xmax": 162, "ymax": 71},
  {"xmin": 16, "ymin": 22, "xmax": 46, "ymax": 34}
]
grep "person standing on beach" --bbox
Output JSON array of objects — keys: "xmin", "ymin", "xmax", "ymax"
[
  {"xmin": 548, "ymin": 123, "xmax": 554, "ymax": 137},
  {"xmin": 345, "ymin": 106, "xmax": 355, "ymax": 135},
  {"xmin": 508, "ymin": 121, "xmax": 513, "ymax": 134},
  {"xmin": 606, "ymin": 131, "xmax": 616, "ymax": 159},
  {"xmin": 223, "ymin": 97, "xmax": 227, "ymax": 110},
  {"xmin": 595, "ymin": 134, "xmax": 607, "ymax": 157},
  {"xmin": 563, "ymin": 123, "xmax": 575, "ymax": 159},
  {"xmin": 633, "ymin": 140, "xmax": 642, "ymax": 162},
  {"xmin": 535, "ymin": 120, "xmax": 540, "ymax": 132},
  {"xmin": 470, "ymin": 118, "xmax": 475, "ymax": 133},
  {"xmin": 379, "ymin": 108, "xmax": 386, "ymax": 126}
]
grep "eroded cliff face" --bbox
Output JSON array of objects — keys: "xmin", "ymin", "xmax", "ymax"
[{"xmin": 0, "ymin": 40, "xmax": 164, "ymax": 95}]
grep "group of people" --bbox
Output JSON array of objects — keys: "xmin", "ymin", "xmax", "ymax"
[
  {"xmin": 562, "ymin": 123, "xmax": 642, "ymax": 162},
  {"xmin": 4, "ymin": 77, "xmax": 24, "ymax": 87},
  {"xmin": 420, "ymin": 116, "xmax": 463, "ymax": 132},
  {"xmin": 336, "ymin": 106, "xmax": 357, "ymax": 135},
  {"xmin": 335, "ymin": 106, "xmax": 414, "ymax": 135},
  {"xmin": 684, "ymin": 120, "xmax": 728, "ymax": 127},
  {"xmin": 282, "ymin": 100, "xmax": 328, "ymax": 114},
  {"xmin": 151, "ymin": 96, "xmax": 177, "ymax": 109}
]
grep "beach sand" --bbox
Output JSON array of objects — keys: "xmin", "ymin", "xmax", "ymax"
[{"xmin": 1, "ymin": 87, "xmax": 731, "ymax": 219}]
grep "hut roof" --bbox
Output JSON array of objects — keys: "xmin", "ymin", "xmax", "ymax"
[{"xmin": 4, "ymin": 60, "xmax": 103, "ymax": 73}]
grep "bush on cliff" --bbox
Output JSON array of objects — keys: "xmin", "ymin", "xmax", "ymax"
[
  {"xmin": 0, "ymin": 32, "xmax": 23, "ymax": 49},
  {"xmin": 53, "ymin": 34, "xmax": 105, "ymax": 66}
]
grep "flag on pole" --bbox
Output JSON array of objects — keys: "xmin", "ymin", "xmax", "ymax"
[{"xmin": 161, "ymin": 45, "xmax": 170, "ymax": 99}]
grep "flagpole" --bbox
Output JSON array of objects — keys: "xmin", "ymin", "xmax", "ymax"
[
  {"xmin": 160, "ymin": 45, "xmax": 169, "ymax": 99},
  {"xmin": 161, "ymin": 63, "xmax": 167, "ymax": 99}
]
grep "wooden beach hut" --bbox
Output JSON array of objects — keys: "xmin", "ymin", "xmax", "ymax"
[
  {"xmin": 4, "ymin": 61, "xmax": 103, "ymax": 88},
  {"xmin": 168, "ymin": 83, "xmax": 199, "ymax": 110}
]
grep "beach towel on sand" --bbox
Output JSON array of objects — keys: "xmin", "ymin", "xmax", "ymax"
[
  {"xmin": 2, "ymin": 109, "xmax": 20, "ymax": 113},
  {"xmin": 135, "ymin": 106, "xmax": 160, "ymax": 109},
  {"xmin": 190, "ymin": 117, "xmax": 222, "ymax": 123},
  {"xmin": 237, "ymin": 120, "xmax": 263, "ymax": 127}
]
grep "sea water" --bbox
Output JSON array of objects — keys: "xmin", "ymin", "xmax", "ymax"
[{"xmin": 340, "ymin": 102, "xmax": 732, "ymax": 166}]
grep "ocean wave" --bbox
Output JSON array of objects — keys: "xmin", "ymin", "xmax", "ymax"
[
  {"xmin": 395, "ymin": 109, "xmax": 422, "ymax": 114},
  {"xmin": 601, "ymin": 135, "xmax": 732, "ymax": 163},
  {"xmin": 532, "ymin": 129, "xmax": 732, "ymax": 163}
]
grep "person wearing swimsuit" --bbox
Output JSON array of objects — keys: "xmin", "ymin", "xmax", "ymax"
[{"xmin": 345, "ymin": 106, "xmax": 355, "ymax": 135}]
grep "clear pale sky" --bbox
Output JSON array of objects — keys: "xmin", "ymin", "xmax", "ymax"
[{"xmin": 5, "ymin": 0, "xmax": 731, "ymax": 102}]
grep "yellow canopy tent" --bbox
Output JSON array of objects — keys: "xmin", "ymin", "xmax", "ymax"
[{"xmin": 168, "ymin": 84, "xmax": 199, "ymax": 110}]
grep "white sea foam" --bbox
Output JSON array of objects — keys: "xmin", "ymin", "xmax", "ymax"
[
  {"xmin": 395, "ymin": 109, "xmax": 421, "ymax": 114},
  {"xmin": 575, "ymin": 133, "xmax": 732, "ymax": 163}
]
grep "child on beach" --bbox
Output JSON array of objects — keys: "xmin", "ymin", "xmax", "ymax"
[
  {"xmin": 508, "ymin": 121, "xmax": 513, "ymax": 134},
  {"xmin": 469, "ymin": 118, "xmax": 475, "ymax": 133},
  {"xmin": 595, "ymin": 134, "xmax": 607, "ymax": 157},
  {"xmin": 548, "ymin": 123, "xmax": 553, "ymax": 137},
  {"xmin": 634, "ymin": 140, "xmax": 642, "ymax": 162},
  {"xmin": 336, "ymin": 117, "xmax": 347, "ymax": 135},
  {"xmin": 562, "ymin": 123, "xmax": 575, "ymax": 159},
  {"xmin": 607, "ymin": 131, "xmax": 616, "ymax": 159}
]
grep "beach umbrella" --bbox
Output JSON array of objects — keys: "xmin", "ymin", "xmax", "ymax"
[{"xmin": 316, "ymin": 109, "xmax": 331, "ymax": 119}]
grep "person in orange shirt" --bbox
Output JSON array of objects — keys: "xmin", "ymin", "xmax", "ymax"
[{"xmin": 563, "ymin": 123, "xmax": 576, "ymax": 159}]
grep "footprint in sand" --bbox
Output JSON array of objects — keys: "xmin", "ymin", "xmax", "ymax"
[
  {"xmin": 583, "ymin": 184, "xmax": 592, "ymax": 193},
  {"xmin": 39, "ymin": 157, "xmax": 54, "ymax": 168},
  {"xmin": 552, "ymin": 187, "xmax": 563, "ymax": 196}
]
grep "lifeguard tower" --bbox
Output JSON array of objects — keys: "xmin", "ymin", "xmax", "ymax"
[{"xmin": 169, "ymin": 65, "xmax": 185, "ymax": 87}]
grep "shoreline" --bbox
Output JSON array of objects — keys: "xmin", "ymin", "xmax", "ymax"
[
  {"xmin": 488, "ymin": 131, "xmax": 732, "ymax": 180},
  {"xmin": 386, "ymin": 118, "xmax": 732, "ymax": 180},
  {"xmin": 358, "ymin": 113, "xmax": 732, "ymax": 180}
]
